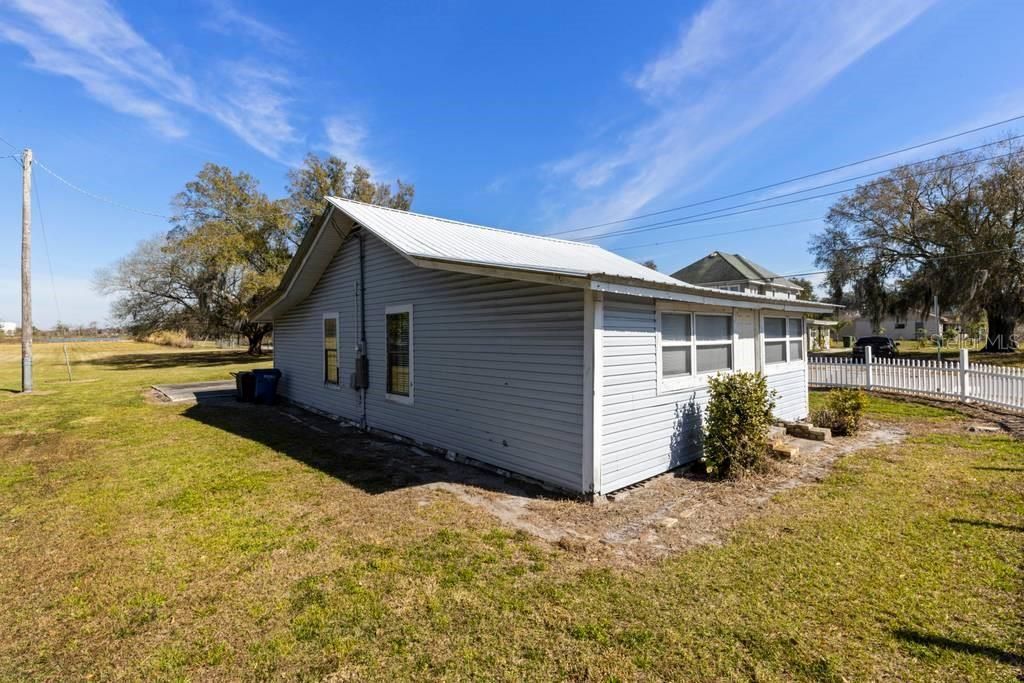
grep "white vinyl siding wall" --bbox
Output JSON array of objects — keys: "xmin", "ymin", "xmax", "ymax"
[
  {"xmin": 599, "ymin": 296, "xmax": 803, "ymax": 493},
  {"xmin": 274, "ymin": 232, "xmax": 585, "ymax": 491}
]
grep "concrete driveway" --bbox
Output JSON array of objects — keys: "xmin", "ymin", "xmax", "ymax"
[{"xmin": 152, "ymin": 380, "xmax": 236, "ymax": 403}]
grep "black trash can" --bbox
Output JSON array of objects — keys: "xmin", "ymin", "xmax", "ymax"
[
  {"xmin": 234, "ymin": 371, "xmax": 256, "ymax": 402},
  {"xmin": 253, "ymin": 368, "xmax": 282, "ymax": 405}
]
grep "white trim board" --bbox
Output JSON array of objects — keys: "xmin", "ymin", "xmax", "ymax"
[
  {"xmin": 384, "ymin": 303, "xmax": 414, "ymax": 406},
  {"xmin": 582, "ymin": 290, "xmax": 604, "ymax": 494}
]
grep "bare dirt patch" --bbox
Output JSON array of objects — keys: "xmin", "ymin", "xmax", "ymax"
[{"xmin": 463, "ymin": 425, "xmax": 908, "ymax": 566}]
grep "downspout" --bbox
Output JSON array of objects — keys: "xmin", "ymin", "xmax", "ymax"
[{"xmin": 358, "ymin": 228, "xmax": 368, "ymax": 429}]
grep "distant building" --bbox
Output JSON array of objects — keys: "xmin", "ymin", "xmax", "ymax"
[
  {"xmin": 842, "ymin": 311, "xmax": 947, "ymax": 341},
  {"xmin": 672, "ymin": 252, "xmax": 802, "ymax": 300},
  {"xmin": 1, "ymin": 321, "xmax": 16, "ymax": 336}
]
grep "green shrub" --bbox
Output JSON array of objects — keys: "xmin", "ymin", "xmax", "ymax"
[
  {"xmin": 702, "ymin": 371, "xmax": 777, "ymax": 479},
  {"xmin": 811, "ymin": 388, "xmax": 867, "ymax": 436}
]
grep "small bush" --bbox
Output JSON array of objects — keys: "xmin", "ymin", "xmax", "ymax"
[
  {"xmin": 811, "ymin": 388, "xmax": 867, "ymax": 436},
  {"xmin": 142, "ymin": 329, "xmax": 194, "ymax": 348},
  {"xmin": 702, "ymin": 371, "xmax": 777, "ymax": 479}
]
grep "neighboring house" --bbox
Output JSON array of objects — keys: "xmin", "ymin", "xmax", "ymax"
[
  {"xmin": 671, "ymin": 252, "xmax": 803, "ymax": 300},
  {"xmin": 847, "ymin": 312, "xmax": 946, "ymax": 341},
  {"xmin": 0, "ymin": 321, "xmax": 16, "ymax": 336},
  {"xmin": 255, "ymin": 199, "xmax": 834, "ymax": 496}
]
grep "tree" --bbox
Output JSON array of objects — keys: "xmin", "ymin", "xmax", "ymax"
[
  {"xmin": 790, "ymin": 277, "xmax": 817, "ymax": 301},
  {"xmin": 284, "ymin": 153, "xmax": 414, "ymax": 247},
  {"xmin": 810, "ymin": 140, "xmax": 1024, "ymax": 351},
  {"xmin": 98, "ymin": 164, "xmax": 290, "ymax": 354},
  {"xmin": 98, "ymin": 156, "xmax": 415, "ymax": 354},
  {"xmin": 641, "ymin": 259, "xmax": 658, "ymax": 270}
]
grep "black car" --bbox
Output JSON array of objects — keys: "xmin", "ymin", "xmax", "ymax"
[{"xmin": 852, "ymin": 336, "xmax": 899, "ymax": 359}]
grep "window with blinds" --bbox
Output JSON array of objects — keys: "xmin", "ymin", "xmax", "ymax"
[
  {"xmin": 385, "ymin": 305, "xmax": 412, "ymax": 402},
  {"xmin": 658, "ymin": 309, "xmax": 734, "ymax": 392},
  {"xmin": 323, "ymin": 315, "xmax": 339, "ymax": 384}
]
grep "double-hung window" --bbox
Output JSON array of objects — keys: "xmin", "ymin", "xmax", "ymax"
[
  {"xmin": 323, "ymin": 314, "xmax": 340, "ymax": 385},
  {"xmin": 763, "ymin": 316, "xmax": 803, "ymax": 365},
  {"xmin": 385, "ymin": 304, "xmax": 413, "ymax": 404},
  {"xmin": 658, "ymin": 309, "xmax": 734, "ymax": 392}
]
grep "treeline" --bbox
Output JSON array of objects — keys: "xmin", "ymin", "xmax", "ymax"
[
  {"xmin": 95, "ymin": 155, "xmax": 414, "ymax": 354},
  {"xmin": 812, "ymin": 138, "xmax": 1024, "ymax": 351}
]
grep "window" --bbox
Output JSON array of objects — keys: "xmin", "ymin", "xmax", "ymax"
[
  {"xmin": 764, "ymin": 315, "xmax": 803, "ymax": 365},
  {"xmin": 323, "ymin": 314, "xmax": 339, "ymax": 385},
  {"xmin": 895, "ymin": 316, "xmax": 906, "ymax": 330},
  {"xmin": 661, "ymin": 313, "xmax": 692, "ymax": 378},
  {"xmin": 385, "ymin": 304, "xmax": 413, "ymax": 403},
  {"xmin": 696, "ymin": 314, "xmax": 733, "ymax": 372},
  {"xmin": 658, "ymin": 309, "xmax": 734, "ymax": 391}
]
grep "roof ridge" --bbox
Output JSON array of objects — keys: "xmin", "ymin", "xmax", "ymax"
[{"xmin": 327, "ymin": 196, "xmax": 604, "ymax": 249}]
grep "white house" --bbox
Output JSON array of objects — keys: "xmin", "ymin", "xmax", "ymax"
[
  {"xmin": 849, "ymin": 312, "xmax": 945, "ymax": 341},
  {"xmin": 255, "ymin": 199, "xmax": 835, "ymax": 496},
  {"xmin": 0, "ymin": 321, "xmax": 16, "ymax": 336},
  {"xmin": 671, "ymin": 252, "xmax": 803, "ymax": 300}
]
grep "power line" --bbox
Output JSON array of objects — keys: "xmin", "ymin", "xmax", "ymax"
[
  {"xmin": 576, "ymin": 148, "xmax": 1020, "ymax": 242},
  {"xmin": 552, "ymin": 113, "xmax": 1024, "ymax": 237},
  {"xmin": 726, "ymin": 245, "xmax": 1024, "ymax": 286},
  {"xmin": 31, "ymin": 174, "xmax": 64, "ymax": 327},
  {"xmin": 0, "ymin": 133, "xmax": 17, "ymax": 151},
  {"xmin": 615, "ymin": 216, "xmax": 824, "ymax": 252},
  {"xmin": 33, "ymin": 159, "xmax": 172, "ymax": 220},
  {"xmin": 33, "ymin": 156, "xmax": 307, "ymax": 225}
]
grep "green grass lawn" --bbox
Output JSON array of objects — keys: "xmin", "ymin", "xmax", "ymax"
[{"xmin": 1, "ymin": 342, "xmax": 1021, "ymax": 680}]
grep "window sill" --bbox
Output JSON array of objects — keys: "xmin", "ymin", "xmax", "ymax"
[
  {"xmin": 763, "ymin": 359, "xmax": 805, "ymax": 375},
  {"xmin": 385, "ymin": 392, "xmax": 413, "ymax": 406},
  {"xmin": 324, "ymin": 382, "xmax": 342, "ymax": 391},
  {"xmin": 659, "ymin": 368, "xmax": 734, "ymax": 395}
]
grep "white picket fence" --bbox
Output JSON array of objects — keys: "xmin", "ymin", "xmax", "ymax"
[{"xmin": 808, "ymin": 348, "xmax": 1024, "ymax": 413}]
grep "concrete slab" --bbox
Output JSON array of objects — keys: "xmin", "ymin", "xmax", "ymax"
[{"xmin": 152, "ymin": 380, "xmax": 236, "ymax": 403}]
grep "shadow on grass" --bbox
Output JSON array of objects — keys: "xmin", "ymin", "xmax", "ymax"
[
  {"xmin": 949, "ymin": 518, "xmax": 1024, "ymax": 532},
  {"xmin": 85, "ymin": 350, "xmax": 271, "ymax": 371},
  {"xmin": 973, "ymin": 466, "xmax": 1024, "ymax": 472},
  {"xmin": 893, "ymin": 628, "xmax": 1022, "ymax": 666},
  {"xmin": 181, "ymin": 399, "xmax": 564, "ymax": 499}
]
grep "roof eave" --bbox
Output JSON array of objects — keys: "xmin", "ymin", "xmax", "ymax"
[{"xmin": 589, "ymin": 277, "xmax": 838, "ymax": 313}]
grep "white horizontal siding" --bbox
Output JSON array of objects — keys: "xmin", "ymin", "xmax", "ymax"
[
  {"xmin": 275, "ymin": 232, "xmax": 585, "ymax": 492},
  {"xmin": 767, "ymin": 367, "xmax": 809, "ymax": 421},
  {"xmin": 598, "ymin": 296, "xmax": 808, "ymax": 493}
]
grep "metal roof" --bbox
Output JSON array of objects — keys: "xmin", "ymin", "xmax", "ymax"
[
  {"xmin": 253, "ymin": 198, "xmax": 837, "ymax": 320},
  {"xmin": 325, "ymin": 197, "xmax": 686, "ymax": 287}
]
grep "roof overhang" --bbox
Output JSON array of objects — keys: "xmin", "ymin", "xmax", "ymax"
[{"xmin": 589, "ymin": 279, "xmax": 836, "ymax": 313}]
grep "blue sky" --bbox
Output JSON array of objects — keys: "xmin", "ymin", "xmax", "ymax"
[{"xmin": 1, "ymin": 0, "xmax": 1023, "ymax": 326}]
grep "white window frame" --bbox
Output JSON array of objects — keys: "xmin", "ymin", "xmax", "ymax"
[
  {"xmin": 322, "ymin": 313, "xmax": 341, "ymax": 389},
  {"xmin": 762, "ymin": 314, "xmax": 804, "ymax": 370},
  {"xmin": 656, "ymin": 303, "xmax": 736, "ymax": 394},
  {"xmin": 384, "ymin": 304, "xmax": 414, "ymax": 405}
]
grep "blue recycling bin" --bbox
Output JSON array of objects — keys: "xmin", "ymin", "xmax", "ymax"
[{"xmin": 252, "ymin": 368, "xmax": 282, "ymax": 404}]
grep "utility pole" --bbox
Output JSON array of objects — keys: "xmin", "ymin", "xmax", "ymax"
[{"xmin": 21, "ymin": 148, "xmax": 32, "ymax": 393}]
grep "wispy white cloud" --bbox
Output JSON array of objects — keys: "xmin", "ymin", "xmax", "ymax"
[
  {"xmin": 208, "ymin": 62, "xmax": 299, "ymax": 161},
  {"xmin": 203, "ymin": 0, "xmax": 293, "ymax": 52},
  {"xmin": 322, "ymin": 114, "xmax": 374, "ymax": 170},
  {"xmin": 545, "ymin": 0, "xmax": 936, "ymax": 235},
  {"xmin": 0, "ymin": 0, "xmax": 305, "ymax": 162}
]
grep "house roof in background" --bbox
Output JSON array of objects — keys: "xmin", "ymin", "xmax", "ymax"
[
  {"xmin": 671, "ymin": 251, "xmax": 801, "ymax": 290},
  {"xmin": 253, "ymin": 200, "xmax": 835, "ymax": 320}
]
